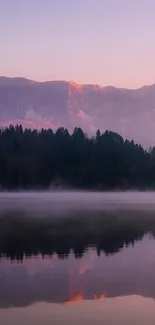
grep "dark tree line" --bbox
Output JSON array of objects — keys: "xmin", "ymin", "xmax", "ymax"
[{"xmin": 0, "ymin": 124, "xmax": 154, "ymax": 189}]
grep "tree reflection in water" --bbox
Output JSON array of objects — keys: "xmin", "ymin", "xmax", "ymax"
[{"xmin": 0, "ymin": 209, "xmax": 154, "ymax": 261}]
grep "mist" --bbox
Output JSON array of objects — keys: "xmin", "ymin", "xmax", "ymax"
[{"xmin": 1, "ymin": 191, "xmax": 155, "ymax": 217}]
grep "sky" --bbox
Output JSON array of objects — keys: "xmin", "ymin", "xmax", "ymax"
[{"xmin": 0, "ymin": 0, "xmax": 155, "ymax": 88}]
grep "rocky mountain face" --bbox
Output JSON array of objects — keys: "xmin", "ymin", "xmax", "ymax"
[{"xmin": 0, "ymin": 77, "xmax": 155, "ymax": 146}]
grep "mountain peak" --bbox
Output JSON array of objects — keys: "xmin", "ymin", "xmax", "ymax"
[{"xmin": 0, "ymin": 77, "xmax": 155, "ymax": 147}]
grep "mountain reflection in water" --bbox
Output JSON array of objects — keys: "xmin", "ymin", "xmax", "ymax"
[
  {"xmin": 0, "ymin": 207, "xmax": 155, "ymax": 309},
  {"xmin": 1, "ymin": 193, "xmax": 155, "ymax": 324},
  {"xmin": 0, "ymin": 236, "xmax": 155, "ymax": 309}
]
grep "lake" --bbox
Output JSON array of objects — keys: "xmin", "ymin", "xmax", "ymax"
[{"xmin": 1, "ymin": 192, "xmax": 155, "ymax": 324}]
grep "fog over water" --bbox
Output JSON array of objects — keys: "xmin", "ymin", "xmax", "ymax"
[
  {"xmin": 0, "ymin": 191, "xmax": 155, "ymax": 216},
  {"xmin": 1, "ymin": 191, "xmax": 155, "ymax": 325}
]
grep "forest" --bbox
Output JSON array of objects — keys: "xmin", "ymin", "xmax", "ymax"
[{"xmin": 0, "ymin": 124, "xmax": 155, "ymax": 189}]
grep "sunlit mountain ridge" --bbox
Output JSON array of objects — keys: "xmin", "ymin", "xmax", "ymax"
[{"xmin": 1, "ymin": 77, "xmax": 155, "ymax": 146}]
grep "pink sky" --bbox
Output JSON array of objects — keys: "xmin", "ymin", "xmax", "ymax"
[{"xmin": 0, "ymin": 0, "xmax": 155, "ymax": 88}]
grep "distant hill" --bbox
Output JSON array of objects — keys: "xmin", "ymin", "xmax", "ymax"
[{"xmin": 0, "ymin": 77, "xmax": 155, "ymax": 146}]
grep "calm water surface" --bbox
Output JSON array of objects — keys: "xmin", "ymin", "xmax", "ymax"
[{"xmin": 1, "ymin": 192, "xmax": 155, "ymax": 324}]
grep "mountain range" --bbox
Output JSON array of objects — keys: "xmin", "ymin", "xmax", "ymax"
[{"xmin": 0, "ymin": 76, "xmax": 155, "ymax": 146}]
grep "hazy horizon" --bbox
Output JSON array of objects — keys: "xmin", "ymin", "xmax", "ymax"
[{"xmin": 1, "ymin": 75, "xmax": 155, "ymax": 91}]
